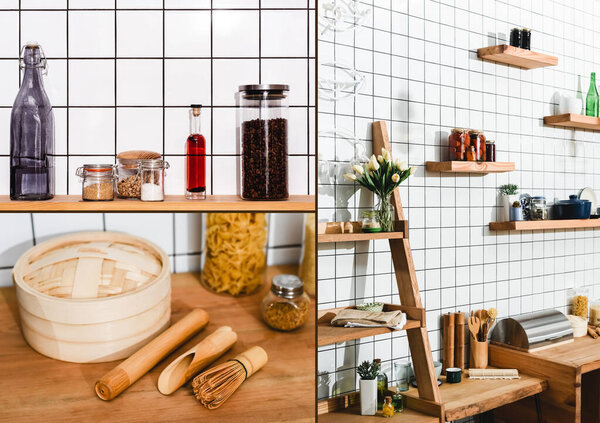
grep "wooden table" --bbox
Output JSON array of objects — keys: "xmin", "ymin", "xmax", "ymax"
[
  {"xmin": 0, "ymin": 266, "xmax": 315, "ymax": 423},
  {"xmin": 402, "ymin": 370, "xmax": 547, "ymax": 422},
  {"xmin": 491, "ymin": 337, "xmax": 600, "ymax": 423},
  {"xmin": 319, "ymin": 406, "xmax": 438, "ymax": 423}
]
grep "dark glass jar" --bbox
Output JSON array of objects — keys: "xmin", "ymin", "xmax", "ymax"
[
  {"xmin": 10, "ymin": 44, "xmax": 54, "ymax": 200},
  {"xmin": 239, "ymin": 84, "xmax": 289, "ymax": 200},
  {"xmin": 520, "ymin": 28, "xmax": 531, "ymax": 50},
  {"xmin": 449, "ymin": 128, "xmax": 467, "ymax": 161},
  {"xmin": 510, "ymin": 28, "xmax": 521, "ymax": 47},
  {"xmin": 486, "ymin": 140, "xmax": 496, "ymax": 162}
]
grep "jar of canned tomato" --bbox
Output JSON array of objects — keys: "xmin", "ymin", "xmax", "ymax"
[
  {"xmin": 467, "ymin": 130, "xmax": 486, "ymax": 161},
  {"xmin": 449, "ymin": 128, "xmax": 467, "ymax": 161}
]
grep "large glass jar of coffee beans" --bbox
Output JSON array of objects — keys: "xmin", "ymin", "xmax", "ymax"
[{"xmin": 238, "ymin": 84, "xmax": 289, "ymax": 200}]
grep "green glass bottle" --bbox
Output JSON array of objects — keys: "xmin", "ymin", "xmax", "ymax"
[
  {"xmin": 374, "ymin": 359, "xmax": 388, "ymax": 410},
  {"xmin": 586, "ymin": 72, "xmax": 599, "ymax": 117}
]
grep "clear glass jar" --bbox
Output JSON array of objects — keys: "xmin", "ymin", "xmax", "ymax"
[
  {"xmin": 261, "ymin": 274, "xmax": 310, "ymax": 331},
  {"xmin": 139, "ymin": 159, "xmax": 169, "ymax": 202},
  {"xmin": 590, "ymin": 300, "xmax": 600, "ymax": 326},
  {"xmin": 448, "ymin": 128, "xmax": 466, "ymax": 161},
  {"xmin": 115, "ymin": 150, "xmax": 161, "ymax": 199},
  {"xmin": 361, "ymin": 210, "xmax": 382, "ymax": 233},
  {"xmin": 238, "ymin": 84, "xmax": 289, "ymax": 200},
  {"xmin": 568, "ymin": 288, "xmax": 589, "ymax": 319},
  {"xmin": 76, "ymin": 164, "xmax": 115, "ymax": 201},
  {"xmin": 529, "ymin": 196, "xmax": 548, "ymax": 220}
]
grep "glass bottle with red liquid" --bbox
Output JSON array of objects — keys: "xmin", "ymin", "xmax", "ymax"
[{"xmin": 186, "ymin": 104, "xmax": 206, "ymax": 199}]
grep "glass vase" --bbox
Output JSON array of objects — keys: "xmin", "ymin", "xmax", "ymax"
[{"xmin": 376, "ymin": 195, "xmax": 395, "ymax": 232}]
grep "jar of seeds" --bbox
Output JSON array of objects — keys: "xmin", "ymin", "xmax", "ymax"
[
  {"xmin": 238, "ymin": 84, "xmax": 289, "ymax": 200},
  {"xmin": 261, "ymin": 274, "xmax": 310, "ymax": 331},
  {"xmin": 76, "ymin": 164, "xmax": 115, "ymax": 201},
  {"xmin": 115, "ymin": 150, "xmax": 161, "ymax": 199}
]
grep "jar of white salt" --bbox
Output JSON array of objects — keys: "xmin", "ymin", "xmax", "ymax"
[{"xmin": 139, "ymin": 159, "xmax": 169, "ymax": 202}]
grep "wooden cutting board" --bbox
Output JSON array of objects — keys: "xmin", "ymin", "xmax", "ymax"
[{"xmin": 0, "ymin": 265, "xmax": 315, "ymax": 423}]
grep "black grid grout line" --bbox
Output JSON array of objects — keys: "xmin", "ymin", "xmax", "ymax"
[{"xmin": 5, "ymin": 2, "xmax": 314, "ymax": 197}]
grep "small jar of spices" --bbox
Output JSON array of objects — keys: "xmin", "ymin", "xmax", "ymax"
[
  {"xmin": 76, "ymin": 164, "xmax": 115, "ymax": 201},
  {"xmin": 261, "ymin": 274, "xmax": 310, "ymax": 331}
]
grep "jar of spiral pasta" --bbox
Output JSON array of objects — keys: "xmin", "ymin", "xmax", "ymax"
[{"xmin": 261, "ymin": 274, "xmax": 310, "ymax": 331}]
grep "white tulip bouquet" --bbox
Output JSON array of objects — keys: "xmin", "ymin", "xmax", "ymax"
[{"xmin": 343, "ymin": 148, "xmax": 414, "ymax": 231}]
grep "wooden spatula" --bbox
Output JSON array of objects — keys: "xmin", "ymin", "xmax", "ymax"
[{"xmin": 468, "ymin": 316, "xmax": 480, "ymax": 341}]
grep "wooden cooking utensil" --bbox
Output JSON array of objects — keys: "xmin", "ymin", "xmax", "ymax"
[
  {"xmin": 192, "ymin": 346, "xmax": 268, "ymax": 409},
  {"xmin": 158, "ymin": 326, "xmax": 237, "ymax": 395},
  {"xmin": 95, "ymin": 308, "xmax": 209, "ymax": 401},
  {"xmin": 468, "ymin": 316, "xmax": 480, "ymax": 341}
]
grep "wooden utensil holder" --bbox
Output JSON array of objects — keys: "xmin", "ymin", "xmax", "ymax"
[{"xmin": 470, "ymin": 338, "xmax": 488, "ymax": 369}]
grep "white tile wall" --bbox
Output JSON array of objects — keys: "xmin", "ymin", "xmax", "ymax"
[
  {"xmin": 0, "ymin": 1, "xmax": 315, "ymax": 196},
  {"xmin": 0, "ymin": 212, "xmax": 307, "ymax": 287},
  {"xmin": 317, "ymin": 0, "xmax": 600, "ymax": 406}
]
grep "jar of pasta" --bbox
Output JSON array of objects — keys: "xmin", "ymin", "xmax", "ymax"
[
  {"xmin": 202, "ymin": 213, "xmax": 267, "ymax": 296},
  {"xmin": 568, "ymin": 288, "xmax": 589, "ymax": 319},
  {"xmin": 590, "ymin": 300, "xmax": 600, "ymax": 326},
  {"xmin": 261, "ymin": 274, "xmax": 310, "ymax": 331}
]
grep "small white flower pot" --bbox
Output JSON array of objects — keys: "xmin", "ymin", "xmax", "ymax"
[
  {"xmin": 359, "ymin": 379, "xmax": 377, "ymax": 416},
  {"xmin": 501, "ymin": 194, "xmax": 520, "ymax": 222}
]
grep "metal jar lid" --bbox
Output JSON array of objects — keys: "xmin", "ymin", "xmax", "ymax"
[
  {"xmin": 239, "ymin": 84, "xmax": 289, "ymax": 92},
  {"xmin": 271, "ymin": 274, "xmax": 304, "ymax": 299},
  {"xmin": 139, "ymin": 158, "xmax": 170, "ymax": 169}
]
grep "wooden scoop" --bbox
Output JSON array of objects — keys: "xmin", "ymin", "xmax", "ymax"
[
  {"xmin": 158, "ymin": 326, "xmax": 237, "ymax": 395},
  {"xmin": 468, "ymin": 316, "xmax": 480, "ymax": 341}
]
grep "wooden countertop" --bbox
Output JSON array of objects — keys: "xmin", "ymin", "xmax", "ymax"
[
  {"xmin": 318, "ymin": 406, "xmax": 438, "ymax": 423},
  {"xmin": 402, "ymin": 370, "xmax": 547, "ymax": 422},
  {"xmin": 0, "ymin": 266, "xmax": 315, "ymax": 423},
  {"xmin": 0, "ymin": 195, "xmax": 315, "ymax": 212},
  {"xmin": 526, "ymin": 336, "xmax": 600, "ymax": 373}
]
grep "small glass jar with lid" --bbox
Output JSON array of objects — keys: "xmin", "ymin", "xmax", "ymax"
[
  {"xmin": 261, "ymin": 274, "xmax": 310, "ymax": 331},
  {"xmin": 529, "ymin": 196, "xmax": 548, "ymax": 220},
  {"xmin": 361, "ymin": 210, "xmax": 382, "ymax": 233},
  {"xmin": 115, "ymin": 150, "xmax": 161, "ymax": 199},
  {"xmin": 76, "ymin": 164, "xmax": 115, "ymax": 201},
  {"xmin": 139, "ymin": 158, "xmax": 169, "ymax": 202},
  {"xmin": 467, "ymin": 130, "xmax": 486, "ymax": 162},
  {"xmin": 238, "ymin": 84, "xmax": 289, "ymax": 200},
  {"xmin": 448, "ymin": 128, "xmax": 467, "ymax": 161}
]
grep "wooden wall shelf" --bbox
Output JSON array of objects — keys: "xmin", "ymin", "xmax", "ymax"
[
  {"xmin": 544, "ymin": 114, "xmax": 600, "ymax": 130},
  {"xmin": 317, "ymin": 304, "xmax": 424, "ymax": 347},
  {"xmin": 490, "ymin": 219, "xmax": 600, "ymax": 231},
  {"xmin": 317, "ymin": 220, "xmax": 408, "ymax": 243},
  {"xmin": 426, "ymin": 161, "xmax": 515, "ymax": 173},
  {"xmin": 0, "ymin": 195, "xmax": 315, "ymax": 212},
  {"xmin": 477, "ymin": 45, "xmax": 558, "ymax": 69}
]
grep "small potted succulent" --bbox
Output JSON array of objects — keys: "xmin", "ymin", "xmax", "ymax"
[
  {"xmin": 509, "ymin": 200, "xmax": 523, "ymax": 221},
  {"xmin": 499, "ymin": 184, "xmax": 519, "ymax": 222},
  {"xmin": 357, "ymin": 360, "xmax": 380, "ymax": 415}
]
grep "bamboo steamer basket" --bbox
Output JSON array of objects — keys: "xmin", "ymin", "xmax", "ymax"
[{"xmin": 12, "ymin": 232, "xmax": 171, "ymax": 363}]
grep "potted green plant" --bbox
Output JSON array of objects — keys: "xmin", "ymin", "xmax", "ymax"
[
  {"xmin": 357, "ymin": 360, "xmax": 380, "ymax": 415},
  {"xmin": 509, "ymin": 200, "xmax": 523, "ymax": 221},
  {"xmin": 499, "ymin": 184, "xmax": 519, "ymax": 222},
  {"xmin": 344, "ymin": 148, "xmax": 414, "ymax": 231}
]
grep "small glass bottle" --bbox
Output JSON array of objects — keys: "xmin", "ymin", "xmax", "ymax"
[
  {"xmin": 186, "ymin": 104, "xmax": 206, "ymax": 199},
  {"xmin": 374, "ymin": 359, "xmax": 388, "ymax": 410},
  {"xmin": 392, "ymin": 394, "xmax": 404, "ymax": 413},
  {"xmin": 10, "ymin": 43, "xmax": 55, "ymax": 200},
  {"xmin": 586, "ymin": 72, "xmax": 599, "ymax": 117},
  {"xmin": 485, "ymin": 140, "xmax": 496, "ymax": 162},
  {"xmin": 382, "ymin": 396, "xmax": 394, "ymax": 418}
]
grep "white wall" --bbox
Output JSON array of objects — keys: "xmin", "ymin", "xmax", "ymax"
[
  {"xmin": 0, "ymin": 0, "xmax": 315, "ymax": 196},
  {"xmin": 0, "ymin": 212, "xmax": 307, "ymax": 287},
  {"xmin": 317, "ymin": 0, "xmax": 600, "ymax": 402}
]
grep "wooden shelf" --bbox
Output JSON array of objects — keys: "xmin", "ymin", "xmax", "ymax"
[
  {"xmin": 318, "ymin": 220, "xmax": 408, "ymax": 243},
  {"xmin": 477, "ymin": 44, "xmax": 558, "ymax": 69},
  {"xmin": 544, "ymin": 113, "xmax": 600, "ymax": 130},
  {"xmin": 0, "ymin": 265, "xmax": 315, "ymax": 422},
  {"xmin": 402, "ymin": 370, "xmax": 547, "ymax": 422},
  {"xmin": 426, "ymin": 161, "xmax": 515, "ymax": 173},
  {"xmin": 0, "ymin": 194, "xmax": 315, "ymax": 212},
  {"xmin": 317, "ymin": 304, "xmax": 424, "ymax": 347},
  {"xmin": 490, "ymin": 219, "xmax": 600, "ymax": 231},
  {"xmin": 318, "ymin": 405, "xmax": 439, "ymax": 423}
]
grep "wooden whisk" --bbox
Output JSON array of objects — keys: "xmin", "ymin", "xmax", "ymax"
[{"xmin": 192, "ymin": 346, "xmax": 268, "ymax": 409}]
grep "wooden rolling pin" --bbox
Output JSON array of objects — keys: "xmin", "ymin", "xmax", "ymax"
[
  {"xmin": 442, "ymin": 313, "xmax": 455, "ymax": 374},
  {"xmin": 454, "ymin": 312, "xmax": 465, "ymax": 370},
  {"xmin": 157, "ymin": 326, "xmax": 237, "ymax": 395},
  {"xmin": 95, "ymin": 308, "xmax": 209, "ymax": 400}
]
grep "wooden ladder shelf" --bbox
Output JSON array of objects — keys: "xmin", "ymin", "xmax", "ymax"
[{"xmin": 319, "ymin": 122, "xmax": 443, "ymax": 421}]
